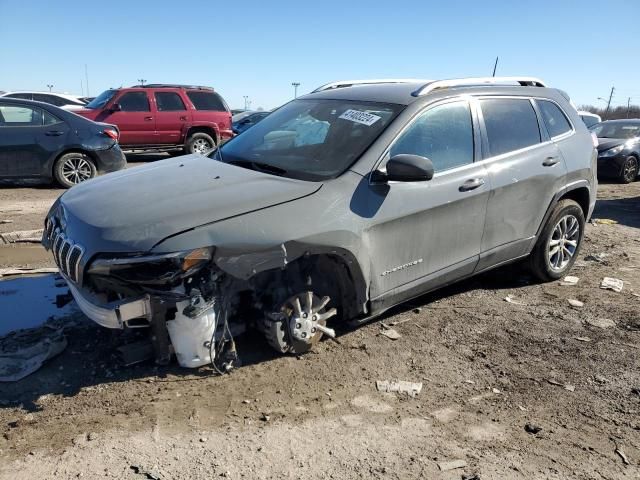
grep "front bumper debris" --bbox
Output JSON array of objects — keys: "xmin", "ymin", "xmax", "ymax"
[{"xmin": 67, "ymin": 281, "xmax": 152, "ymax": 329}]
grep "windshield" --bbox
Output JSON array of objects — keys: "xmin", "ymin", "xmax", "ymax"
[
  {"xmin": 214, "ymin": 99, "xmax": 403, "ymax": 181},
  {"xmin": 85, "ymin": 89, "xmax": 117, "ymax": 109},
  {"xmin": 590, "ymin": 121, "xmax": 640, "ymax": 139}
]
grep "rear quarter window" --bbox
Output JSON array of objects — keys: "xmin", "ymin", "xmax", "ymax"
[
  {"xmin": 538, "ymin": 100, "xmax": 572, "ymax": 137},
  {"xmin": 186, "ymin": 91, "xmax": 228, "ymax": 111},
  {"xmin": 480, "ymin": 98, "xmax": 541, "ymax": 157}
]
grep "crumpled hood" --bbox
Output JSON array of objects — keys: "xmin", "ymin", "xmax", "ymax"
[{"xmin": 54, "ymin": 155, "xmax": 321, "ymax": 253}]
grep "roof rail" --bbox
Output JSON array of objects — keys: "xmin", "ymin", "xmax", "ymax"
[
  {"xmin": 313, "ymin": 78, "xmax": 432, "ymax": 93},
  {"xmin": 131, "ymin": 84, "xmax": 214, "ymax": 90},
  {"xmin": 412, "ymin": 76, "xmax": 546, "ymax": 97}
]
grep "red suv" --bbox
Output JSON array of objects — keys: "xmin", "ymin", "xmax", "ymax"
[{"xmin": 75, "ymin": 84, "xmax": 233, "ymax": 154}]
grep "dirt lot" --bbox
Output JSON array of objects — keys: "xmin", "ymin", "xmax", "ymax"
[{"xmin": 0, "ymin": 176, "xmax": 639, "ymax": 479}]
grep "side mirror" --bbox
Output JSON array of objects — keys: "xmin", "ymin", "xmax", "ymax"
[
  {"xmin": 372, "ymin": 154, "xmax": 434, "ymax": 183},
  {"xmin": 110, "ymin": 103, "xmax": 122, "ymax": 112}
]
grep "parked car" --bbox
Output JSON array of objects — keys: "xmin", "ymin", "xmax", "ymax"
[
  {"xmin": 232, "ymin": 111, "xmax": 270, "ymax": 134},
  {"xmin": 0, "ymin": 91, "xmax": 87, "ymax": 109},
  {"xmin": 590, "ymin": 119, "xmax": 640, "ymax": 183},
  {"xmin": 0, "ymin": 97, "xmax": 126, "ymax": 188},
  {"xmin": 74, "ymin": 84, "xmax": 233, "ymax": 155},
  {"xmin": 578, "ymin": 110, "xmax": 601, "ymax": 128},
  {"xmin": 43, "ymin": 77, "xmax": 596, "ymax": 369}
]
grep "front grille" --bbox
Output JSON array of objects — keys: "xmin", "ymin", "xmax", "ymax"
[{"xmin": 49, "ymin": 228, "xmax": 85, "ymax": 283}]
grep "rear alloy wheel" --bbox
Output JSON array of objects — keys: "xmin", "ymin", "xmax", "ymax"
[
  {"xmin": 619, "ymin": 156, "xmax": 638, "ymax": 184},
  {"xmin": 529, "ymin": 199, "xmax": 585, "ymax": 282},
  {"xmin": 262, "ymin": 291, "xmax": 337, "ymax": 354},
  {"xmin": 54, "ymin": 152, "xmax": 97, "ymax": 188},
  {"xmin": 186, "ymin": 132, "xmax": 215, "ymax": 155}
]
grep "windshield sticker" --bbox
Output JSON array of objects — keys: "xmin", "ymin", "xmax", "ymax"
[{"xmin": 339, "ymin": 109, "xmax": 382, "ymax": 126}]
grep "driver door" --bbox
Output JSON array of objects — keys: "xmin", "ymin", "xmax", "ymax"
[{"xmin": 366, "ymin": 99, "xmax": 490, "ymax": 308}]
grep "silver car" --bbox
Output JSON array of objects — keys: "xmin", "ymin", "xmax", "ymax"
[{"xmin": 43, "ymin": 77, "xmax": 597, "ymax": 369}]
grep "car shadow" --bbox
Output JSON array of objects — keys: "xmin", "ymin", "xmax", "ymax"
[
  {"xmin": 125, "ymin": 152, "xmax": 172, "ymax": 163},
  {"xmin": 0, "ymin": 179, "xmax": 56, "ymax": 189},
  {"xmin": 592, "ymin": 195, "xmax": 640, "ymax": 229}
]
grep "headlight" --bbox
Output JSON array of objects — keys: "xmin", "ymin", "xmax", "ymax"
[
  {"xmin": 600, "ymin": 145, "xmax": 625, "ymax": 158},
  {"xmin": 87, "ymin": 247, "xmax": 213, "ymax": 285}
]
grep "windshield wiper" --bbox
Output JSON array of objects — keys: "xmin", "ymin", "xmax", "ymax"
[{"xmin": 227, "ymin": 159, "xmax": 288, "ymax": 176}]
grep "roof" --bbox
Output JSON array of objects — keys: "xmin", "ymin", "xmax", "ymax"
[
  {"xmin": 0, "ymin": 91, "xmax": 85, "ymax": 102},
  {"xmin": 130, "ymin": 84, "xmax": 214, "ymax": 90},
  {"xmin": 600, "ymin": 118, "xmax": 640, "ymax": 124}
]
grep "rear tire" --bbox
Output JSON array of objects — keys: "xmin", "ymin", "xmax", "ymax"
[
  {"xmin": 186, "ymin": 133, "xmax": 215, "ymax": 155},
  {"xmin": 619, "ymin": 155, "xmax": 638, "ymax": 184},
  {"xmin": 529, "ymin": 199, "xmax": 585, "ymax": 282},
  {"xmin": 54, "ymin": 152, "xmax": 97, "ymax": 189}
]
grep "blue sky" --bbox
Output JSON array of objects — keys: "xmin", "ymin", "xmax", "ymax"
[{"xmin": 1, "ymin": 0, "xmax": 638, "ymax": 110}]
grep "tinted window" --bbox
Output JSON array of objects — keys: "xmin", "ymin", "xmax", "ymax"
[
  {"xmin": 33, "ymin": 93, "xmax": 63, "ymax": 106},
  {"xmin": 481, "ymin": 98, "xmax": 541, "ymax": 156},
  {"xmin": 155, "ymin": 92, "xmax": 186, "ymax": 111},
  {"xmin": 390, "ymin": 101, "xmax": 474, "ymax": 172},
  {"xmin": 590, "ymin": 121, "xmax": 640, "ymax": 139},
  {"xmin": 118, "ymin": 92, "xmax": 150, "ymax": 112},
  {"xmin": 580, "ymin": 115, "xmax": 599, "ymax": 128},
  {"xmin": 187, "ymin": 91, "xmax": 227, "ymax": 111},
  {"xmin": 86, "ymin": 89, "xmax": 117, "ymax": 109},
  {"xmin": 7, "ymin": 93, "xmax": 32, "ymax": 100},
  {"xmin": 0, "ymin": 105, "xmax": 42, "ymax": 125},
  {"xmin": 43, "ymin": 110, "xmax": 61, "ymax": 125},
  {"xmin": 538, "ymin": 100, "xmax": 572, "ymax": 137}
]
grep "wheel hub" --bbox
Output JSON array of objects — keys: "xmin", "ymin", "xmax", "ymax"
[
  {"xmin": 548, "ymin": 214, "xmax": 580, "ymax": 271},
  {"xmin": 283, "ymin": 292, "xmax": 337, "ymax": 345}
]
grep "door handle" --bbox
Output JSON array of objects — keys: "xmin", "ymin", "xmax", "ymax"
[
  {"xmin": 144, "ymin": 116, "xmax": 153, "ymax": 121},
  {"xmin": 45, "ymin": 130, "xmax": 64, "ymax": 136},
  {"xmin": 459, "ymin": 178, "xmax": 485, "ymax": 192},
  {"xmin": 543, "ymin": 156, "xmax": 560, "ymax": 167}
]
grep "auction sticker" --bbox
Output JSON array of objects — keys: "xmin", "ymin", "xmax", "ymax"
[{"xmin": 339, "ymin": 109, "xmax": 381, "ymax": 126}]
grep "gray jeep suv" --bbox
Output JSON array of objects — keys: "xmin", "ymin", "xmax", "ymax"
[{"xmin": 43, "ymin": 77, "xmax": 597, "ymax": 370}]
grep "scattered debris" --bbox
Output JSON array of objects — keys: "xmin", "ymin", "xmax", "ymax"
[
  {"xmin": 565, "ymin": 384, "xmax": 576, "ymax": 392},
  {"xmin": 260, "ymin": 413, "xmax": 270, "ymax": 422},
  {"xmin": 376, "ymin": 380, "xmax": 422, "ymax": 398},
  {"xmin": 0, "ymin": 220, "xmax": 13, "ymax": 224},
  {"xmin": 574, "ymin": 336, "xmax": 592, "ymax": 342},
  {"xmin": 412, "ymin": 307, "xmax": 422, "ymax": 314},
  {"xmin": 561, "ymin": 275, "xmax": 579, "ymax": 285},
  {"xmin": 116, "ymin": 340, "xmax": 154, "ymax": 366},
  {"xmin": 594, "ymin": 375, "xmax": 608, "ymax": 384},
  {"xmin": 504, "ymin": 295, "xmax": 525, "ymax": 305},
  {"xmin": 518, "ymin": 405, "xmax": 527, "ymax": 412},
  {"xmin": 464, "ymin": 379, "xmax": 475, "ymax": 385},
  {"xmin": 592, "ymin": 218, "xmax": 618, "ymax": 225},
  {"xmin": 600, "ymin": 277, "xmax": 624, "ymax": 293},
  {"xmin": 524, "ymin": 423, "xmax": 542, "ymax": 434},
  {"xmin": 584, "ymin": 318, "xmax": 616, "ymax": 329},
  {"xmin": 0, "ymin": 267, "xmax": 58, "ymax": 277},
  {"xmin": 0, "ymin": 323, "xmax": 67, "ymax": 382},
  {"xmin": 492, "ymin": 388, "xmax": 501, "ymax": 394},
  {"xmin": 462, "ymin": 474, "xmax": 481, "ymax": 480},
  {"xmin": 585, "ymin": 253, "xmax": 610, "ymax": 263},
  {"xmin": 615, "ymin": 448, "xmax": 630, "ymax": 466},
  {"xmin": 130, "ymin": 465, "xmax": 162, "ymax": 480},
  {"xmin": 380, "ymin": 328, "xmax": 401, "ymax": 340},
  {"xmin": 0, "ymin": 229, "xmax": 44, "ymax": 244},
  {"xmin": 568, "ymin": 299, "xmax": 584, "ymax": 308},
  {"xmin": 437, "ymin": 459, "xmax": 467, "ymax": 471},
  {"xmin": 631, "ymin": 388, "xmax": 640, "ymax": 397}
]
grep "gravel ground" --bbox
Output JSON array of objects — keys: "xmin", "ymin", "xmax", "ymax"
[{"xmin": 0, "ymin": 177, "xmax": 639, "ymax": 479}]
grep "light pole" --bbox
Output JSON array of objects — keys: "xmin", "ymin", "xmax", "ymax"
[
  {"xmin": 291, "ymin": 82, "xmax": 300, "ymax": 99},
  {"xmin": 138, "ymin": 79, "xmax": 147, "ymax": 86},
  {"xmin": 243, "ymin": 95, "xmax": 249, "ymax": 110},
  {"xmin": 46, "ymin": 84, "xmax": 53, "ymax": 92}
]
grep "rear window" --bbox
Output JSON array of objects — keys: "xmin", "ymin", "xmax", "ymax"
[
  {"xmin": 580, "ymin": 115, "xmax": 599, "ymax": 128},
  {"xmin": 481, "ymin": 98, "xmax": 541, "ymax": 157},
  {"xmin": 538, "ymin": 100, "xmax": 572, "ymax": 137},
  {"xmin": 187, "ymin": 91, "xmax": 227, "ymax": 111}
]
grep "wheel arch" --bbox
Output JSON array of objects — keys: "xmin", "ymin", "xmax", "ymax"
[
  {"xmin": 51, "ymin": 148, "xmax": 98, "ymax": 177},
  {"xmin": 185, "ymin": 125, "xmax": 219, "ymax": 145}
]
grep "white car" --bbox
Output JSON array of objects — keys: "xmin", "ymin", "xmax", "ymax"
[
  {"xmin": 578, "ymin": 110, "xmax": 601, "ymax": 128},
  {"xmin": 0, "ymin": 91, "xmax": 86, "ymax": 110}
]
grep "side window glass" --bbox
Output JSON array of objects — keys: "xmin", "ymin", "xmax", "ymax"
[
  {"xmin": 118, "ymin": 92, "xmax": 150, "ymax": 112},
  {"xmin": 480, "ymin": 98, "xmax": 541, "ymax": 156},
  {"xmin": 155, "ymin": 92, "xmax": 186, "ymax": 111},
  {"xmin": 538, "ymin": 100, "xmax": 572, "ymax": 138},
  {"xmin": 0, "ymin": 105, "xmax": 42, "ymax": 125},
  {"xmin": 43, "ymin": 110, "xmax": 61, "ymax": 125},
  {"xmin": 7, "ymin": 93, "xmax": 32, "ymax": 100},
  {"xmin": 186, "ymin": 91, "xmax": 227, "ymax": 111},
  {"xmin": 390, "ymin": 101, "xmax": 474, "ymax": 173}
]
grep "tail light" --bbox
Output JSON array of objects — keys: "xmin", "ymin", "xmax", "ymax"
[
  {"xmin": 103, "ymin": 127, "xmax": 119, "ymax": 141},
  {"xmin": 591, "ymin": 132, "xmax": 599, "ymax": 148}
]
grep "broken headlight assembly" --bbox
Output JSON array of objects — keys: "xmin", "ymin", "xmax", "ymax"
[{"xmin": 87, "ymin": 247, "xmax": 214, "ymax": 285}]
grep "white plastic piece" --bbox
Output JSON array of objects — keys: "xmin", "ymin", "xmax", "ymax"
[{"xmin": 166, "ymin": 300, "xmax": 216, "ymax": 368}]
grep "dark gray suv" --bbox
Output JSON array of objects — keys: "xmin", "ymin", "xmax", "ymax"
[{"xmin": 43, "ymin": 77, "xmax": 597, "ymax": 369}]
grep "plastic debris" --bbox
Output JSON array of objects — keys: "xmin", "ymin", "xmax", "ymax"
[
  {"xmin": 524, "ymin": 423, "xmax": 542, "ymax": 434},
  {"xmin": 504, "ymin": 295, "xmax": 525, "ymax": 305},
  {"xmin": 615, "ymin": 448, "xmax": 630, "ymax": 466},
  {"xmin": 0, "ymin": 267, "xmax": 58, "ymax": 277},
  {"xmin": 585, "ymin": 253, "xmax": 610, "ymax": 263},
  {"xmin": 0, "ymin": 323, "xmax": 67, "ymax": 382},
  {"xmin": 592, "ymin": 218, "xmax": 618, "ymax": 225},
  {"xmin": 600, "ymin": 277, "xmax": 624, "ymax": 293},
  {"xmin": 0, "ymin": 229, "xmax": 44, "ymax": 244},
  {"xmin": 574, "ymin": 336, "xmax": 592, "ymax": 342},
  {"xmin": 561, "ymin": 275, "xmax": 579, "ymax": 285},
  {"xmin": 437, "ymin": 459, "xmax": 467, "ymax": 471},
  {"xmin": 376, "ymin": 380, "xmax": 422, "ymax": 397},
  {"xmin": 568, "ymin": 299, "xmax": 584, "ymax": 308},
  {"xmin": 585, "ymin": 318, "xmax": 616, "ymax": 329},
  {"xmin": 380, "ymin": 328, "xmax": 401, "ymax": 340}
]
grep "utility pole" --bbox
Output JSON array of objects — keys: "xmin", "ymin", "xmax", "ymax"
[
  {"xmin": 85, "ymin": 64, "xmax": 90, "ymax": 96},
  {"xmin": 605, "ymin": 86, "xmax": 615, "ymax": 115},
  {"xmin": 46, "ymin": 84, "xmax": 53, "ymax": 92},
  {"xmin": 137, "ymin": 79, "xmax": 147, "ymax": 85},
  {"xmin": 291, "ymin": 82, "xmax": 300, "ymax": 99},
  {"xmin": 243, "ymin": 95, "xmax": 249, "ymax": 110},
  {"xmin": 627, "ymin": 97, "xmax": 632, "ymax": 118},
  {"xmin": 492, "ymin": 56, "xmax": 499, "ymax": 77},
  {"xmin": 80, "ymin": 80, "xmax": 84, "ymax": 97}
]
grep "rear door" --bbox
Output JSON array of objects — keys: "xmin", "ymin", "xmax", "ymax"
[
  {"xmin": 153, "ymin": 90, "xmax": 190, "ymax": 144},
  {"xmin": 476, "ymin": 97, "xmax": 568, "ymax": 270},
  {"xmin": 0, "ymin": 103, "xmax": 69, "ymax": 177},
  {"xmin": 107, "ymin": 90, "xmax": 156, "ymax": 145}
]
